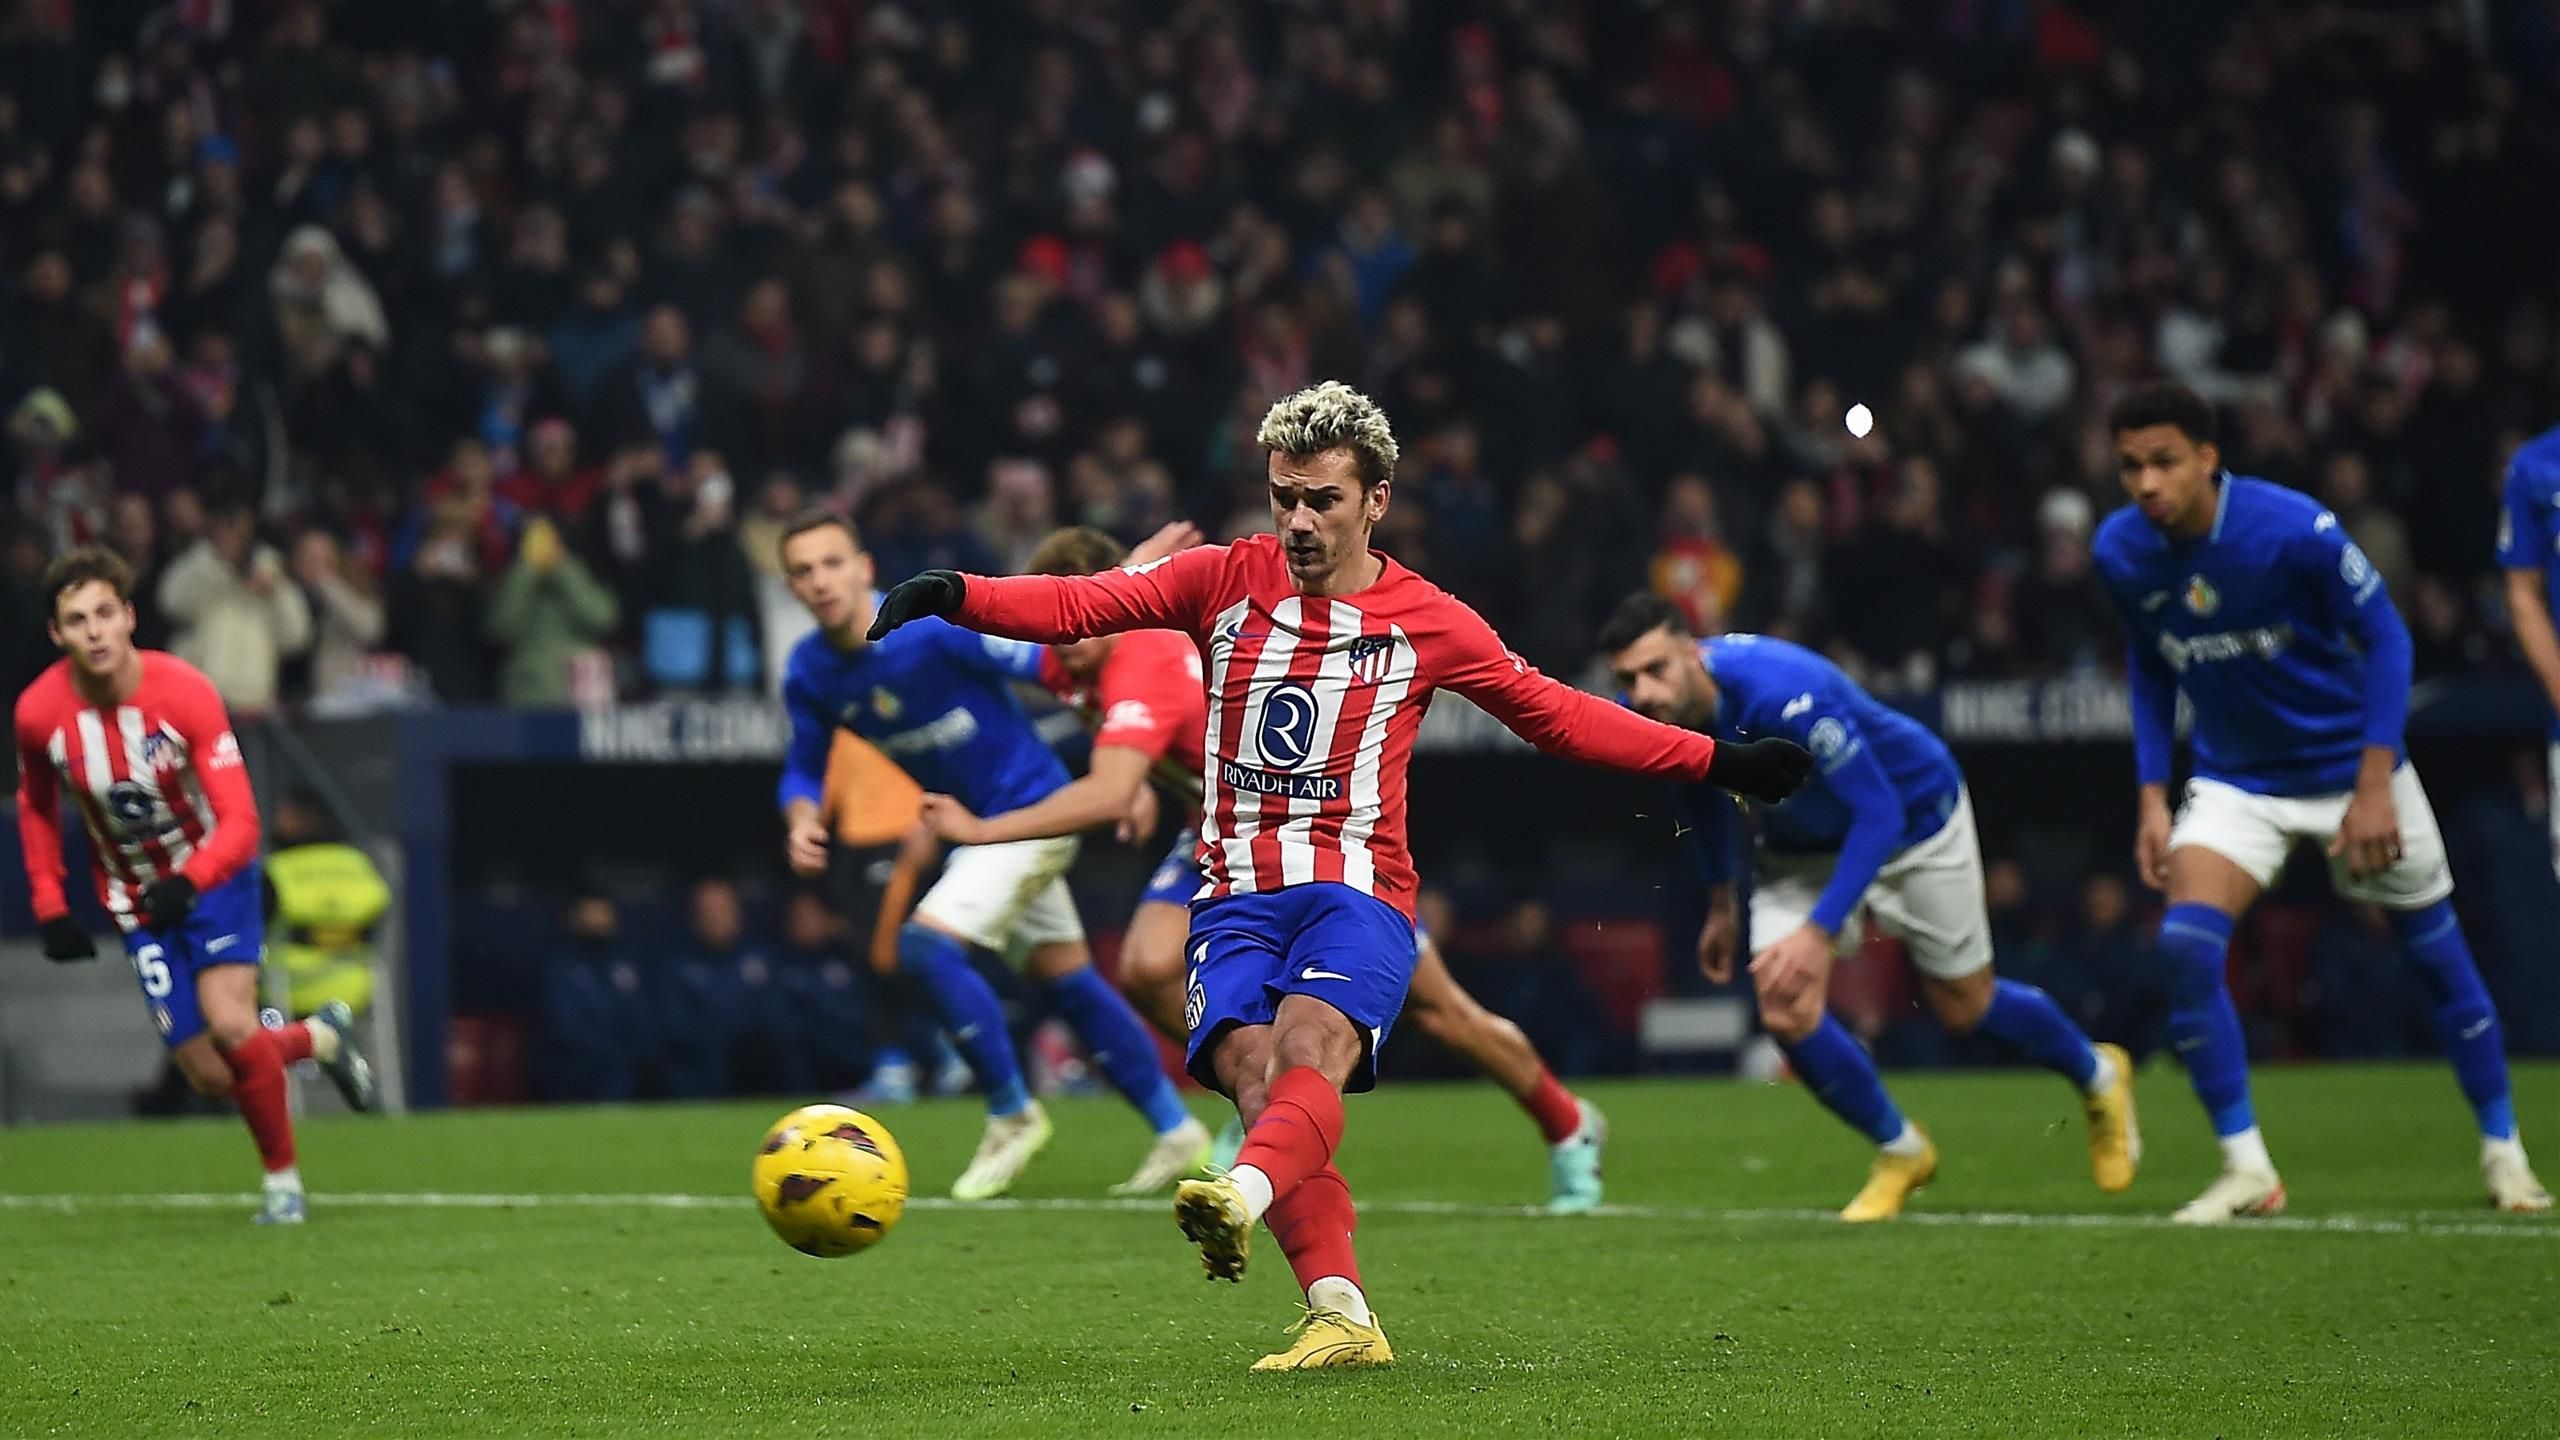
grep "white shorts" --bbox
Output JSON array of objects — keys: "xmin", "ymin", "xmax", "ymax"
[
  {"xmin": 912, "ymin": 835, "xmax": 1086, "ymax": 955},
  {"xmin": 2169, "ymin": 763, "xmax": 2452, "ymax": 909},
  {"xmin": 1749, "ymin": 788, "xmax": 1991, "ymax": 981}
]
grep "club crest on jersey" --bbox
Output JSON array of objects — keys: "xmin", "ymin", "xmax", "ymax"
[
  {"xmin": 1345, "ymin": 633, "xmax": 1398, "ymax": 685},
  {"xmin": 2183, "ymin": 575, "xmax": 2220, "ymax": 617},
  {"xmin": 139, "ymin": 730, "xmax": 176, "ymax": 769},
  {"xmin": 870, "ymin": 687, "xmax": 902, "ymax": 721}
]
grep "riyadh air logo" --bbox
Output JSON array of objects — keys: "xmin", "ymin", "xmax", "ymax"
[
  {"xmin": 2183, "ymin": 575, "xmax": 2219, "ymax": 617},
  {"xmin": 1255, "ymin": 682, "xmax": 1320, "ymax": 769}
]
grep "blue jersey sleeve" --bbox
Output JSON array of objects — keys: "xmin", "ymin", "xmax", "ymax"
[
  {"xmin": 1676, "ymin": 783, "xmax": 1738, "ymax": 887},
  {"xmin": 1774, "ymin": 683, "xmax": 1906, "ymax": 935},
  {"xmin": 778, "ymin": 668, "xmax": 832, "ymax": 813},
  {"xmin": 2094, "ymin": 535, "xmax": 2176, "ymax": 786},
  {"xmin": 2301, "ymin": 512, "xmax": 2411, "ymax": 754},
  {"xmin": 2501, "ymin": 461, "xmax": 2548, "ymax": 573},
  {"xmin": 933, "ymin": 622, "xmax": 1048, "ymax": 684}
]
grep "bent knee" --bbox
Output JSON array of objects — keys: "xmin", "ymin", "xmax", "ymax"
[
  {"xmin": 178, "ymin": 1052, "xmax": 236, "ymax": 1097},
  {"xmin": 1923, "ymin": 971, "xmax": 1995, "ymax": 1033}
]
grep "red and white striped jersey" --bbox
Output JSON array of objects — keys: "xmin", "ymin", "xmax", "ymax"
[
  {"xmin": 958, "ymin": 535, "xmax": 1720, "ymax": 918},
  {"xmin": 14, "ymin": 652, "xmax": 259, "ymax": 926}
]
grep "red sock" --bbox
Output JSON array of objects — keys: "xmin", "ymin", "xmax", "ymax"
[
  {"xmin": 227, "ymin": 1030, "xmax": 298, "ymax": 1173},
  {"xmin": 1234, "ymin": 1066, "xmax": 1344, "ymax": 1205},
  {"xmin": 1518, "ymin": 1066, "xmax": 1583, "ymax": 1146},
  {"xmin": 272, "ymin": 1020, "xmax": 314, "ymax": 1066},
  {"xmin": 1266, "ymin": 1162, "xmax": 1361, "ymax": 1292}
]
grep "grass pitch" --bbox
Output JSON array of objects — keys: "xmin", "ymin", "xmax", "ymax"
[{"xmin": 3, "ymin": 1062, "xmax": 2556, "ymax": 1437}]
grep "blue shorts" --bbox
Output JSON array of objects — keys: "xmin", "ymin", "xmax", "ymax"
[
  {"xmin": 1141, "ymin": 829, "xmax": 1200, "ymax": 909},
  {"xmin": 1182, "ymin": 883, "xmax": 1416, "ymax": 1094},
  {"xmin": 118, "ymin": 868, "xmax": 264, "ymax": 1048}
]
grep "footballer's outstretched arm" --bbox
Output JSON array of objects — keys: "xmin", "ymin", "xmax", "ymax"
[
  {"xmin": 1429, "ymin": 601, "xmax": 1811, "ymax": 802},
  {"xmin": 873, "ymin": 544, "xmax": 1225, "ymax": 644},
  {"xmin": 14, "ymin": 700, "xmax": 68, "ymax": 922},
  {"xmin": 924, "ymin": 745, "xmax": 1155, "ymax": 846}
]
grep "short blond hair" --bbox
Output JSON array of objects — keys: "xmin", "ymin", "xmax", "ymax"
[{"xmin": 1255, "ymin": 380, "xmax": 1399, "ymax": 491}]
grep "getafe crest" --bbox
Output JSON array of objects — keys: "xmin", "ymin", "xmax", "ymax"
[{"xmin": 2183, "ymin": 575, "xmax": 2219, "ymax": 617}]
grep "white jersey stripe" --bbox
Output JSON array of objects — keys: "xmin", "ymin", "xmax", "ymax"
[
  {"xmin": 1336, "ymin": 621, "xmax": 1416, "ymax": 895},
  {"xmin": 1219, "ymin": 596, "xmax": 1305, "ymax": 891},
  {"xmin": 1195, "ymin": 597, "xmax": 1253, "ymax": 895},
  {"xmin": 1277, "ymin": 598, "xmax": 1359, "ymax": 887}
]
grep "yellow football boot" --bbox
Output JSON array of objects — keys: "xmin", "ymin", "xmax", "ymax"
[
  {"xmin": 1174, "ymin": 1174, "xmax": 1252, "ymax": 1281},
  {"xmin": 1251, "ymin": 1308, "xmax": 1394, "ymax": 1372},
  {"xmin": 2084, "ymin": 1043, "xmax": 2142, "ymax": 1193},
  {"xmin": 1841, "ymin": 1128, "xmax": 1938, "ymax": 1222}
]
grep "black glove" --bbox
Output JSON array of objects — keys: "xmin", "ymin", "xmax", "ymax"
[
  {"xmin": 866, "ymin": 570, "xmax": 967, "ymax": 641},
  {"xmin": 140, "ymin": 875, "xmax": 199, "ymax": 931},
  {"xmin": 37, "ymin": 916, "xmax": 95, "ymax": 962},
  {"xmin": 1705, "ymin": 737, "xmax": 1816, "ymax": 805}
]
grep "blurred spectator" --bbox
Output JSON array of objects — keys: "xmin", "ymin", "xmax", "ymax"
[
  {"xmin": 538, "ymin": 891, "xmax": 651, "ymax": 1103},
  {"xmin": 2320, "ymin": 450, "xmax": 2416, "ymax": 606},
  {"xmin": 290, "ymin": 528, "xmax": 385, "ymax": 706},
  {"xmin": 156, "ymin": 496, "xmax": 311, "ymax": 713},
  {"xmin": 2012, "ymin": 489, "xmax": 2118, "ymax": 677},
  {"xmin": 487, "ymin": 515, "xmax": 619, "ymax": 708},
  {"xmin": 1648, "ymin": 474, "xmax": 1744, "ymax": 636}
]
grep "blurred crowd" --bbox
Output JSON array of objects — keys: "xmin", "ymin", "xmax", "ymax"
[{"xmin": 5, "ymin": 0, "xmax": 2560, "ymax": 715}]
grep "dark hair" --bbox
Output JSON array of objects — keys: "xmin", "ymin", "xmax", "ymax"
[
  {"xmin": 777, "ymin": 509, "xmax": 858, "ymax": 564},
  {"xmin": 40, "ymin": 546, "xmax": 135, "ymax": 620},
  {"xmin": 2107, "ymin": 383, "xmax": 2219, "ymax": 446},
  {"xmin": 1596, "ymin": 590, "xmax": 1692, "ymax": 654},
  {"xmin": 1026, "ymin": 525, "xmax": 1126, "ymax": 577}
]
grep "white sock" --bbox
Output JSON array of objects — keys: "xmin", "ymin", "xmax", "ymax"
[
  {"xmin": 2483, "ymin": 1133, "xmax": 2528, "ymax": 1165},
  {"xmin": 264, "ymin": 1165, "xmax": 302, "ymax": 1192},
  {"xmin": 1231, "ymin": 1163, "xmax": 1275, "ymax": 1224},
  {"xmin": 1880, "ymin": 1123, "xmax": 1929, "ymax": 1159},
  {"xmin": 1307, "ymin": 1275, "xmax": 1372, "ymax": 1327},
  {"xmin": 2082, "ymin": 1047, "xmax": 2115, "ymax": 1098},
  {"xmin": 305, "ymin": 1020, "xmax": 341, "ymax": 1065},
  {"xmin": 2218, "ymin": 1127, "xmax": 2275, "ymax": 1177}
]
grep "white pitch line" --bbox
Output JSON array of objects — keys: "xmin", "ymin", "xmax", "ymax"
[{"xmin": 0, "ymin": 1191, "xmax": 2550, "ymax": 1239}]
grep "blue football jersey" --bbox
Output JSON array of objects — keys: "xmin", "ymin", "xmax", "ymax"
[
  {"xmin": 777, "ymin": 604, "xmax": 1065, "ymax": 817},
  {"xmin": 2094, "ymin": 473, "xmax": 2410, "ymax": 798},
  {"xmin": 2497, "ymin": 424, "xmax": 2560, "ymax": 741},
  {"xmin": 1666, "ymin": 634, "xmax": 1963, "ymax": 935}
]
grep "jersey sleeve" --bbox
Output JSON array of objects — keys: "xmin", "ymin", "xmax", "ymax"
[
  {"xmin": 1424, "ymin": 595, "xmax": 1719, "ymax": 781},
  {"xmin": 778, "ymin": 667, "xmax": 832, "ymax": 813},
  {"xmin": 2500, "ymin": 461, "xmax": 2548, "ymax": 574},
  {"xmin": 14, "ymin": 692, "xmax": 69, "ymax": 921},
  {"xmin": 932, "ymin": 621, "xmax": 1049, "ymax": 684},
  {"xmin": 1675, "ymin": 783, "xmax": 1738, "ymax": 887},
  {"xmin": 2300, "ymin": 510, "xmax": 2412, "ymax": 753},
  {"xmin": 2093, "ymin": 542, "xmax": 2177, "ymax": 787},
  {"xmin": 953, "ymin": 543, "xmax": 1226, "ymax": 644},
  {"xmin": 1766, "ymin": 678, "xmax": 1911, "ymax": 935},
  {"xmin": 1090, "ymin": 647, "xmax": 1190, "ymax": 762},
  {"xmin": 163, "ymin": 672, "xmax": 259, "ymax": 891}
]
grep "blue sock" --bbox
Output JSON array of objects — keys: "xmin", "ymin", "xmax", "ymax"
[
  {"xmin": 1042, "ymin": 966, "xmax": 1191, "ymax": 1135},
  {"xmin": 1974, "ymin": 979, "xmax": 2101, "ymax": 1089},
  {"xmin": 895, "ymin": 924, "xmax": 1029, "ymax": 1117},
  {"xmin": 2159, "ymin": 904, "xmax": 2254, "ymax": 1137},
  {"xmin": 1782, "ymin": 1014, "xmax": 1908, "ymax": 1147},
  {"xmin": 2391, "ymin": 901, "xmax": 2517, "ymax": 1141}
]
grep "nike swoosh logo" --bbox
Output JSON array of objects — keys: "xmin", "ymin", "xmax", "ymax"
[
  {"xmin": 206, "ymin": 935, "xmax": 239, "ymax": 953},
  {"xmin": 2460, "ymin": 1018, "xmax": 2493, "ymax": 1042},
  {"xmin": 2141, "ymin": 591, "xmax": 2171, "ymax": 612},
  {"xmin": 1781, "ymin": 694, "xmax": 1812, "ymax": 721},
  {"xmin": 1299, "ymin": 967, "xmax": 1353, "ymax": 983}
]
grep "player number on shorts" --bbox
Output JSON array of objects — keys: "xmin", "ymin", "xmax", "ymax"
[{"xmin": 130, "ymin": 947, "xmax": 173, "ymax": 999}]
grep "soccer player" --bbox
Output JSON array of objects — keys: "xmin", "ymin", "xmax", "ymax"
[
  {"xmin": 14, "ymin": 547, "xmax": 375, "ymax": 1224},
  {"xmin": 1599, "ymin": 594, "xmax": 2139, "ymax": 1220},
  {"xmin": 2498, "ymin": 420, "xmax": 2560, "ymax": 880},
  {"xmin": 867, "ymin": 381, "xmax": 1810, "ymax": 1370},
  {"xmin": 2097, "ymin": 382, "xmax": 2548, "ymax": 1220},
  {"xmin": 918, "ymin": 523, "xmax": 1610, "ymax": 1211},
  {"xmin": 775, "ymin": 514, "xmax": 1211, "ymax": 1200}
]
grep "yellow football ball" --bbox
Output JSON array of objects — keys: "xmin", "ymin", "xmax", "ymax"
[{"xmin": 752, "ymin": 1104, "xmax": 910, "ymax": 1257}]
